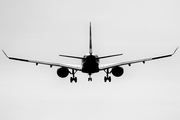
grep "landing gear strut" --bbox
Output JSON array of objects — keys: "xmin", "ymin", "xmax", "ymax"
[
  {"xmin": 104, "ymin": 69, "xmax": 111, "ymax": 82},
  {"xmin": 70, "ymin": 69, "xmax": 77, "ymax": 83}
]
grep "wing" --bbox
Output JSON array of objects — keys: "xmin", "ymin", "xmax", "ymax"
[
  {"xmin": 2, "ymin": 50, "xmax": 81, "ymax": 71},
  {"xmin": 99, "ymin": 47, "xmax": 178, "ymax": 70}
]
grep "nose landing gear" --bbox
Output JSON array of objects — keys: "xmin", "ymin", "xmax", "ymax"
[
  {"xmin": 88, "ymin": 74, "xmax": 92, "ymax": 81},
  {"xmin": 88, "ymin": 77, "xmax": 92, "ymax": 81}
]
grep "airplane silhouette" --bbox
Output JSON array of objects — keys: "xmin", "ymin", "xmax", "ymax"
[{"xmin": 2, "ymin": 23, "xmax": 178, "ymax": 83}]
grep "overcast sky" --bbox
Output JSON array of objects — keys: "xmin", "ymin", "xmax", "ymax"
[{"xmin": 0, "ymin": 0, "xmax": 180, "ymax": 120}]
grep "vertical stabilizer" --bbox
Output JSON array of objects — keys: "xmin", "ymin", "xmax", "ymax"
[{"xmin": 89, "ymin": 22, "xmax": 93, "ymax": 55}]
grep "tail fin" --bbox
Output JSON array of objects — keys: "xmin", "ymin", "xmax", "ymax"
[{"xmin": 89, "ymin": 22, "xmax": 93, "ymax": 55}]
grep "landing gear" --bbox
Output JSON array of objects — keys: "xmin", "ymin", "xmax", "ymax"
[
  {"xmin": 88, "ymin": 74, "xmax": 92, "ymax": 81},
  {"xmin": 88, "ymin": 77, "xmax": 92, "ymax": 81},
  {"xmin": 70, "ymin": 77, "xmax": 77, "ymax": 83},
  {"xmin": 70, "ymin": 69, "xmax": 77, "ymax": 83},
  {"xmin": 104, "ymin": 76, "xmax": 111, "ymax": 82},
  {"xmin": 104, "ymin": 69, "xmax": 111, "ymax": 82}
]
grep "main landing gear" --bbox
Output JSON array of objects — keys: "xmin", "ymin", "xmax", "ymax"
[
  {"xmin": 70, "ymin": 69, "xmax": 77, "ymax": 83},
  {"xmin": 70, "ymin": 77, "xmax": 77, "ymax": 83},
  {"xmin": 104, "ymin": 69, "xmax": 111, "ymax": 82}
]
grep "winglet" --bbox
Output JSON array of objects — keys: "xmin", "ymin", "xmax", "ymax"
[
  {"xmin": 172, "ymin": 47, "xmax": 178, "ymax": 55},
  {"xmin": 2, "ymin": 50, "xmax": 9, "ymax": 58}
]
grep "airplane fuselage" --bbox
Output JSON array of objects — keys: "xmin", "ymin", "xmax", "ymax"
[{"xmin": 82, "ymin": 54, "xmax": 99, "ymax": 74}]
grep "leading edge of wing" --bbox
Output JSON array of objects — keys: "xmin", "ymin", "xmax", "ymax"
[
  {"xmin": 99, "ymin": 47, "xmax": 178, "ymax": 70},
  {"xmin": 2, "ymin": 50, "xmax": 82, "ymax": 71}
]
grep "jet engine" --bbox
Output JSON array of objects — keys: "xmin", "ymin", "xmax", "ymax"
[
  {"xmin": 57, "ymin": 67, "xmax": 69, "ymax": 78},
  {"xmin": 111, "ymin": 66, "xmax": 124, "ymax": 77}
]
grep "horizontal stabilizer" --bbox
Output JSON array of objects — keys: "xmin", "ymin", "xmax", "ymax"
[
  {"xmin": 98, "ymin": 53, "xmax": 123, "ymax": 59},
  {"xmin": 59, "ymin": 54, "xmax": 83, "ymax": 59}
]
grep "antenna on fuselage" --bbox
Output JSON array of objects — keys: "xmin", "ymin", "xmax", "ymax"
[{"xmin": 89, "ymin": 22, "xmax": 93, "ymax": 55}]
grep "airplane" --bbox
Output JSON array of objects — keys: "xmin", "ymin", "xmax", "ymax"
[{"xmin": 2, "ymin": 23, "xmax": 178, "ymax": 83}]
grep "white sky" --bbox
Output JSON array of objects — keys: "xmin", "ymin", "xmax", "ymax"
[{"xmin": 0, "ymin": 0, "xmax": 180, "ymax": 120}]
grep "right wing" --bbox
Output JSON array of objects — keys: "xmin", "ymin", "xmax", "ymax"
[
  {"xmin": 99, "ymin": 47, "xmax": 178, "ymax": 70},
  {"xmin": 2, "ymin": 50, "xmax": 82, "ymax": 71}
]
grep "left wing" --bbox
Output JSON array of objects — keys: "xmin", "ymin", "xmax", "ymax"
[
  {"xmin": 2, "ymin": 50, "xmax": 82, "ymax": 71},
  {"xmin": 99, "ymin": 47, "xmax": 178, "ymax": 70}
]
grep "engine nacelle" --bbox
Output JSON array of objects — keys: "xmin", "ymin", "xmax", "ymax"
[
  {"xmin": 57, "ymin": 67, "xmax": 69, "ymax": 78},
  {"xmin": 111, "ymin": 67, "xmax": 124, "ymax": 77}
]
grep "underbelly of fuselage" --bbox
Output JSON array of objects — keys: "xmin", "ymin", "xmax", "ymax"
[{"xmin": 82, "ymin": 62, "xmax": 99, "ymax": 74}]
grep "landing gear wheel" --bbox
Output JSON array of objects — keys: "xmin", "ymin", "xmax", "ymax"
[
  {"xmin": 74, "ymin": 77, "xmax": 77, "ymax": 83},
  {"xmin": 88, "ymin": 77, "xmax": 92, "ymax": 81},
  {"xmin": 70, "ymin": 77, "xmax": 74, "ymax": 83},
  {"xmin": 70, "ymin": 77, "xmax": 73, "ymax": 83},
  {"xmin": 104, "ymin": 76, "xmax": 111, "ymax": 82},
  {"xmin": 70, "ymin": 77, "xmax": 77, "ymax": 83},
  {"xmin": 104, "ymin": 69, "xmax": 111, "ymax": 82},
  {"xmin": 70, "ymin": 69, "xmax": 77, "ymax": 83},
  {"xmin": 108, "ymin": 76, "xmax": 111, "ymax": 82},
  {"xmin": 104, "ymin": 76, "xmax": 107, "ymax": 82}
]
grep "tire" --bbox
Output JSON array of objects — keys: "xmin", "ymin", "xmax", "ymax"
[
  {"xmin": 108, "ymin": 77, "xmax": 111, "ymax": 82},
  {"xmin": 104, "ymin": 76, "xmax": 107, "ymax": 82},
  {"xmin": 70, "ymin": 77, "xmax": 73, "ymax": 83},
  {"xmin": 74, "ymin": 77, "xmax": 77, "ymax": 83}
]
